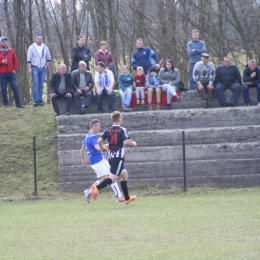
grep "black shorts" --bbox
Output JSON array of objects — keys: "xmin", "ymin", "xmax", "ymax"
[{"xmin": 109, "ymin": 158, "xmax": 125, "ymax": 177}]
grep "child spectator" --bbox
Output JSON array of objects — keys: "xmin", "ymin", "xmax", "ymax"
[
  {"xmin": 146, "ymin": 67, "xmax": 161, "ymax": 110},
  {"xmin": 133, "ymin": 66, "xmax": 146, "ymax": 105}
]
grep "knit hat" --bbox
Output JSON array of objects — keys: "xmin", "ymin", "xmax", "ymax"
[{"xmin": 149, "ymin": 67, "xmax": 157, "ymax": 73}]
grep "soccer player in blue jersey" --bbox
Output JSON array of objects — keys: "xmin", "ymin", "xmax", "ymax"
[
  {"xmin": 81, "ymin": 119, "xmax": 124, "ymax": 203},
  {"xmin": 85, "ymin": 111, "xmax": 137, "ymax": 205}
]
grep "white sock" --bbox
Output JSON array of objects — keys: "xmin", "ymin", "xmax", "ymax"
[
  {"xmin": 94, "ymin": 180, "xmax": 100, "ymax": 186},
  {"xmin": 111, "ymin": 181, "xmax": 123, "ymax": 198}
]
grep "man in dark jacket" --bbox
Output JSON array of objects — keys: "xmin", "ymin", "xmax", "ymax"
[
  {"xmin": 71, "ymin": 61, "xmax": 94, "ymax": 115},
  {"xmin": 243, "ymin": 60, "xmax": 260, "ymax": 106},
  {"xmin": 71, "ymin": 35, "xmax": 91, "ymax": 71},
  {"xmin": 49, "ymin": 64, "xmax": 72, "ymax": 116},
  {"xmin": 215, "ymin": 57, "xmax": 242, "ymax": 107}
]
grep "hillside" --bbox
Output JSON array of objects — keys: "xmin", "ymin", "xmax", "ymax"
[{"xmin": 0, "ymin": 104, "xmax": 59, "ymax": 200}]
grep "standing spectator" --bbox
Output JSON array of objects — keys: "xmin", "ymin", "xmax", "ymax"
[
  {"xmin": 159, "ymin": 59, "xmax": 181, "ymax": 110},
  {"xmin": 242, "ymin": 60, "xmax": 260, "ymax": 106},
  {"xmin": 193, "ymin": 53, "xmax": 215, "ymax": 108},
  {"xmin": 132, "ymin": 38, "xmax": 160, "ymax": 75},
  {"xmin": 187, "ymin": 29, "xmax": 206, "ymax": 90},
  {"xmin": 94, "ymin": 61, "xmax": 115, "ymax": 113},
  {"xmin": 133, "ymin": 66, "xmax": 146, "ymax": 105},
  {"xmin": 0, "ymin": 36, "xmax": 24, "ymax": 108},
  {"xmin": 95, "ymin": 41, "xmax": 117, "ymax": 78},
  {"xmin": 49, "ymin": 64, "xmax": 72, "ymax": 116},
  {"xmin": 27, "ymin": 33, "xmax": 51, "ymax": 106},
  {"xmin": 71, "ymin": 35, "xmax": 91, "ymax": 71},
  {"xmin": 215, "ymin": 57, "xmax": 242, "ymax": 107},
  {"xmin": 71, "ymin": 61, "xmax": 94, "ymax": 115},
  {"xmin": 118, "ymin": 65, "xmax": 133, "ymax": 112},
  {"xmin": 146, "ymin": 67, "xmax": 161, "ymax": 110}
]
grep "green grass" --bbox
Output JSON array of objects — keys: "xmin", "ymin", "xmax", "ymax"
[
  {"xmin": 0, "ymin": 104, "xmax": 59, "ymax": 199},
  {"xmin": 1, "ymin": 187, "xmax": 260, "ymax": 259}
]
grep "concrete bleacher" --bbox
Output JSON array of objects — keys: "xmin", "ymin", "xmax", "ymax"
[{"xmin": 56, "ymin": 88, "xmax": 260, "ymax": 191}]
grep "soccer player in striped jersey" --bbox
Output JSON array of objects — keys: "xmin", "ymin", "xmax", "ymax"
[
  {"xmin": 82, "ymin": 119, "xmax": 124, "ymax": 203},
  {"xmin": 85, "ymin": 111, "xmax": 137, "ymax": 205}
]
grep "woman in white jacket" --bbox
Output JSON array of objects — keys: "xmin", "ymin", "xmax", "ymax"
[{"xmin": 159, "ymin": 59, "xmax": 181, "ymax": 110}]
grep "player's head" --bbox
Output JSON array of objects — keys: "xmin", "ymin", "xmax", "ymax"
[
  {"xmin": 90, "ymin": 119, "xmax": 100, "ymax": 133},
  {"xmin": 111, "ymin": 111, "xmax": 122, "ymax": 124}
]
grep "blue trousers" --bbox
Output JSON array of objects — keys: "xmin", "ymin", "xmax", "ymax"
[{"xmin": 243, "ymin": 83, "xmax": 260, "ymax": 102}]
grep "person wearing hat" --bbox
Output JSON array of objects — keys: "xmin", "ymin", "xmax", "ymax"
[
  {"xmin": 0, "ymin": 36, "xmax": 24, "ymax": 108},
  {"xmin": 193, "ymin": 53, "xmax": 215, "ymax": 108},
  {"xmin": 27, "ymin": 33, "xmax": 51, "ymax": 106},
  {"xmin": 146, "ymin": 66, "xmax": 161, "ymax": 110}
]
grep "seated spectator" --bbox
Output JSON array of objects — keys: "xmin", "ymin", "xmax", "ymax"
[
  {"xmin": 215, "ymin": 57, "xmax": 242, "ymax": 107},
  {"xmin": 94, "ymin": 61, "xmax": 115, "ymax": 113},
  {"xmin": 118, "ymin": 65, "xmax": 133, "ymax": 112},
  {"xmin": 95, "ymin": 41, "xmax": 117, "ymax": 79},
  {"xmin": 49, "ymin": 64, "xmax": 72, "ymax": 116},
  {"xmin": 133, "ymin": 66, "xmax": 146, "ymax": 105},
  {"xmin": 71, "ymin": 61, "xmax": 94, "ymax": 115},
  {"xmin": 146, "ymin": 67, "xmax": 161, "ymax": 110},
  {"xmin": 243, "ymin": 60, "xmax": 260, "ymax": 106},
  {"xmin": 159, "ymin": 59, "xmax": 181, "ymax": 110},
  {"xmin": 193, "ymin": 53, "xmax": 215, "ymax": 108}
]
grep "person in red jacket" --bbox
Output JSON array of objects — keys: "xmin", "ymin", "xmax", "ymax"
[{"xmin": 0, "ymin": 36, "xmax": 24, "ymax": 108}]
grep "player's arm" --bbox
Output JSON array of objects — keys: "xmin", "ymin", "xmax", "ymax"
[
  {"xmin": 125, "ymin": 138, "xmax": 137, "ymax": 147},
  {"xmin": 80, "ymin": 144, "xmax": 87, "ymax": 166},
  {"xmin": 97, "ymin": 137, "xmax": 108, "ymax": 152}
]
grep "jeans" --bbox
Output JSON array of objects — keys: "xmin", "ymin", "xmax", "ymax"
[
  {"xmin": 161, "ymin": 84, "xmax": 178, "ymax": 104},
  {"xmin": 51, "ymin": 92, "xmax": 72, "ymax": 113},
  {"xmin": 243, "ymin": 83, "xmax": 260, "ymax": 102},
  {"xmin": 96, "ymin": 88, "xmax": 115, "ymax": 111},
  {"xmin": 32, "ymin": 67, "xmax": 47, "ymax": 103},
  {"xmin": 215, "ymin": 82, "xmax": 241, "ymax": 105},
  {"xmin": 73, "ymin": 90, "xmax": 92, "ymax": 108},
  {"xmin": 189, "ymin": 63, "xmax": 195, "ymax": 90},
  {"xmin": 119, "ymin": 87, "xmax": 133, "ymax": 109},
  {"xmin": 0, "ymin": 72, "xmax": 22, "ymax": 106}
]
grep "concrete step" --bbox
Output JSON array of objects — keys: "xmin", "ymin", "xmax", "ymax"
[
  {"xmin": 58, "ymin": 142, "xmax": 260, "ymax": 166},
  {"xmin": 58, "ymin": 125, "xmax": 260, "ymax": 151},
  {"xmin": 58, "ymin": 158, "xmax": 260, "ymax": 191},
  {"xmin": 56, "ymin": 88, "xmax": 259, "ymax": 115},
  {"xmin": 57, "ymin": 106, "xmax": 260, "ymax": 134}
]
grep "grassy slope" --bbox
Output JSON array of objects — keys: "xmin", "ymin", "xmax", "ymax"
[{"xmin": 0, "ymin": 104, "xmax": 59, "ymax": 199}]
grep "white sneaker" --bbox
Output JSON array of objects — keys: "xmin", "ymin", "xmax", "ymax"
[{"xmin": 257, "ymin": 102, "xmax": 260, "ymax": 106}]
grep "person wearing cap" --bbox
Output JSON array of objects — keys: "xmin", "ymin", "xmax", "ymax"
[
  {"xmin": 27, "ymin": 34, "xmax": 51, "ymax": 106},
  {"xmin": 187, "ymin": 29, "xmax": 207, "ymax": 90},
  {"xmin": 49, "ymin": 64, "xmax": 72, "ymax": 116},
  {"xmin": 215, "ymin": 57, "xmax": 242, "ymax": 107},
  {"xmin": 0, "ymin": 36, "xmax": 24, "ymax": 108},
  {"xmin": 193, "ymin": 53, "xmax": 215, "ymax": 108},
  {"xmin": 71, "ymin": 35, "xmax": 91, "ymax": 71},
  {"xmin": 132, "ymin": 38, "xmax": 160, "ymax": 75},
  {"xmin": 146, "ymin": 66, "xmax": 161, "ymax": 110}
]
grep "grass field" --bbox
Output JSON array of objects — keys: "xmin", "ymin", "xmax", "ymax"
[{"xmin": 1, "ymin": 187, "xmax": 260, "ymax": 260}]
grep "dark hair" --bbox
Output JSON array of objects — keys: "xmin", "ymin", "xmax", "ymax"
[
  {"xmin": 90, "ymin": 119, "xmax": 100, "ymax": 128},
  {"xmin": 164, "ymin": 59, "xmax": 175, "ymax": 72},
  {"xmin": 111, "ymin": 111, "xmax": 121, "ymax": 122},
  {"xmin": 77, "ymin": 35, "xmax": 84, "ymax": 41},
  {"xmin": 97, "ymin": 61, "xmax": 105, "ymax": 68}
]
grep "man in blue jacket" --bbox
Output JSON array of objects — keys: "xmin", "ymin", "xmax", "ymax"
[
  {"xmin": 132, "ymin": 38, "xmax": 160, "ymax": 75},
  {"xmin": 187, "ymin": 29, "xmax": 206, "ymax": 90}
]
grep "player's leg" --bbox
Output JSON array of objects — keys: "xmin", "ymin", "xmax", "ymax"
[{"xmin": 120, "ymin": 170, "xmax": 136, "ymax": 205}]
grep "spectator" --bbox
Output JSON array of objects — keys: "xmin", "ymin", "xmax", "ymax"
[
  {"xmin": 133, "ymin": 66, "xmax": 146, "ymax": 105},
  {"xmin": 193, "ymin": 53, "xmax": 215, "ymax": 108},
  {"xmin": 132, "ymin": 38, "xmax": 160, "ymax": 75},
  {"xmin": 187, "ymin": 29, "xmax": 206, "ymax": 90},
  {"xmin": 0, "ymin": 36, "xmax": 24, "ymax": 108},
  {"xmin": 27, "ymin": 33, "xmax": 51, "ymax": 106},
  {"xmin": 95, "ymin": 41, "xmax": 117, "ymax": 79},
  {"xmin": 71, "ymin": 35, "xmax": 91, "ymax": 71},
  {"xmin": 71, "ymin": 61, "xmax": 94, "ymax": 115},
  {"xmin": 49, "ymin": 64, "xmax": 72, "ymax": 116},
  {"xmin": 215, "ymin": 57, "xmax": 242, "ymax": 107},
  {"xmin": 94, "ymin": 61, "xmax": 115, "ymax": 113},
  {"xmin": 159, "ymin": 59, "xmax": 181, "ymax": 110},
  {"xmin": 146, "ymin": 67, "xmax": 161, "ymax": 110},
  {"xmin": 243, "ymin": 60, "xmax": 260, "ymax": 106},
  {"xmin": 118, "ymin": 65, "xmax": 133, "ymax": 112}
]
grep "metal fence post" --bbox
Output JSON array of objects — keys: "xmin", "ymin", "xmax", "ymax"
[
  {"xmin": 182, "ymin": 131, "xmax": 187, "ymax": 192},
  {"xmin": 33, "ymin": 136, "xmax": 37, "ymax": 195}
]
